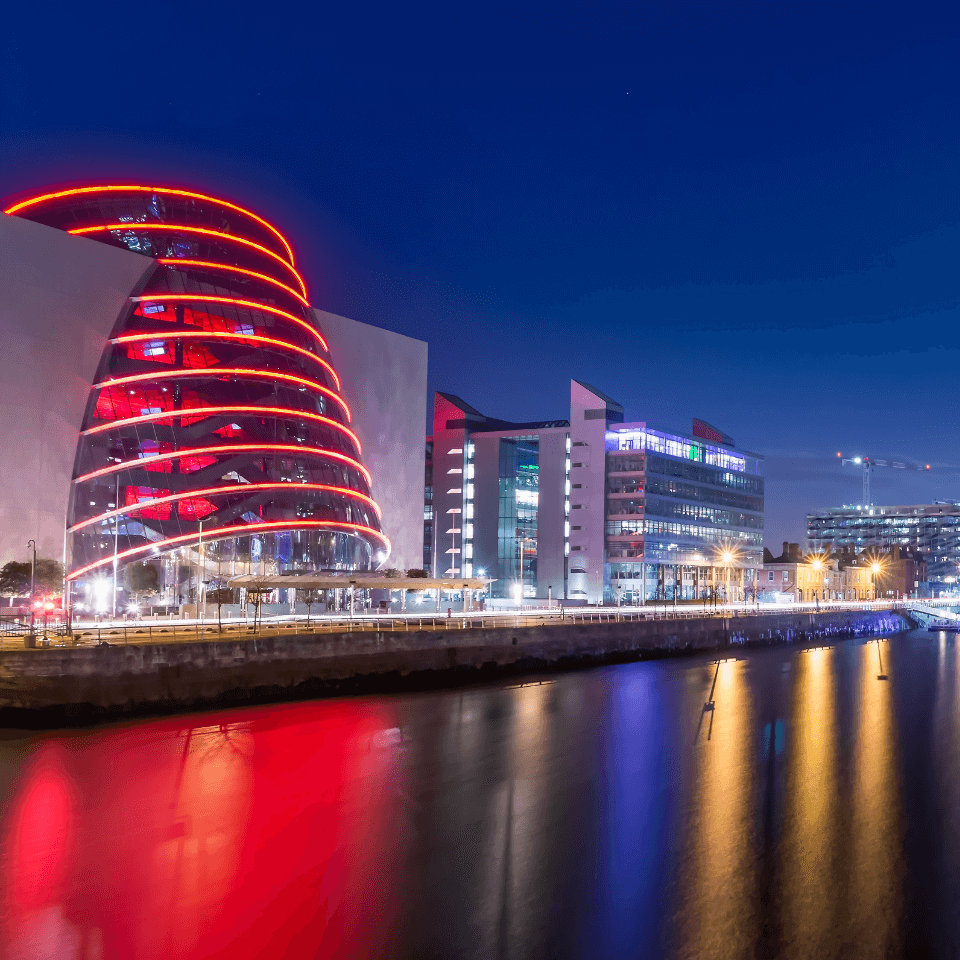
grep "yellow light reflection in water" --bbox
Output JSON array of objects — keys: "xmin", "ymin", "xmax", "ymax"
[
  {"xmin": 780, "ymin": 646, "xmax": 841, "ymax": 958},
  {"xmin": 676, "ymin": 660, "xmax": 757, "ymax": 959},
  {"xmin": 484, "ymin": 681, "xmax": 554, "ymax": 958},
  {"xmin": 849, "ymin": 641, "xmax": 902, "ymax": 954}
]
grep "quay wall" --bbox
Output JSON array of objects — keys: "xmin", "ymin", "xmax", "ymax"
[{"xmin": 0, "ymin": 608, "xmax": 908, "ymax": 725}]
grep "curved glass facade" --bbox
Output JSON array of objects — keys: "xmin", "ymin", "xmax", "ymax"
[{"xmin": 8, "ymin": 186, "xmax": 388, "ymax": 593}]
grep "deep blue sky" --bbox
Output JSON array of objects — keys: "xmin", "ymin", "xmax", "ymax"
[{"xmin": 3, "ymin": 1, "xmax": 960, "ymax": 547}]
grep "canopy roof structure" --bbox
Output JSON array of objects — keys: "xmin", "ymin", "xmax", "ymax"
[{"xmin": 227, "ymin": 574, "xmax": 490, "ymax": 591}]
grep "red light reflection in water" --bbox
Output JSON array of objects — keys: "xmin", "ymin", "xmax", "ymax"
[{"xmin": 0, "ymin": 702, "xmax": 403, "ymax": 959}]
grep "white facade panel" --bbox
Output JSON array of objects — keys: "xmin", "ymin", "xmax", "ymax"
[
  {"xmin": 0, "ymin": 214, "xmax": 152, "ymax": 565},
  {"xmin": 315, "ymin": 309, "xmax": 428, "ymax": 570}
]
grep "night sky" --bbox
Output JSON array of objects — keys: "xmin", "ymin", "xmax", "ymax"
[{"xmin": 3, "ymin": 2, "xmax": 959, "ymax": 548}]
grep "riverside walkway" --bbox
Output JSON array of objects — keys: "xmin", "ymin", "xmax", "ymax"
[{"xmin": 2, "ymin": 597, "xmax": 942, "ymax": 650}]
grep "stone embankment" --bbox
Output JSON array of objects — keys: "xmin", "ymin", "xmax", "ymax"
[{"xmin": 0, "ymin": 608, "xmax": 908, "ymax": 726}]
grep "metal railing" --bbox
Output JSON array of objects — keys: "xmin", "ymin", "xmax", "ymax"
[{"xmin": 0, "ymin": 598, "xmax": 914, "ymax": 650}]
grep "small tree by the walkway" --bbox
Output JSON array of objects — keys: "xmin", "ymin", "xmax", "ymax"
[
  {"xmin": 206, "ymin": 586, "xmax": 234, "ymax": 633},
  {"xmin": 245, "ymin": 575, "xmax": 274, "ymax": 629},
  {"xmin": 125, "ymin": 563, "xmax": 159, "ymax": 612},
  {"xmin": 302, "ymin": 589, "xmax": 323, "ymax": 625},
  {"xmin": 34, "ymin": 559, "xmax": 65, "ymax": 597}
]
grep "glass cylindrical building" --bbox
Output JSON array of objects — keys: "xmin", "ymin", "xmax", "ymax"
[{"xmin": 6, "ymin": 186, "xmax": 388, "ymax": 600}]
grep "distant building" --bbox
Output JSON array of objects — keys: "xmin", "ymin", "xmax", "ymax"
[
  {"xmin": 758, "ymin": 541, "xmax": 924, "ymax": 602},
  {"xmin": 808, "ymin": 502, "xmax": 959, "ymax": 584},
  {"xmin": 759, "ymin": 542, "xmax": 849, "ymax": 602},
  {"xmin": 426, "ymin": 381, "xmax": 764, "ymax": 604},
  {"xmin": 851, "ymin": 545, "xmax": 927, "ymax": 599}
]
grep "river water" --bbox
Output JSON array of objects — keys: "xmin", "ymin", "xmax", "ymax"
[{"xmin": 1, "ymin": 627, "xmax": 959, "ymax": 959}]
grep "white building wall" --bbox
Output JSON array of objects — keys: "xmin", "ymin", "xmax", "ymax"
[
  {"xmin": 314, "ymin": 310, "xmax": 427, "ymax": 571},
  {"xmin": 0, "ymin": 214, "xmax": 152, "ymax": 566},
  {"xmin": 568, "ymin": 380, "xmax": 621, "ymax": 603}
]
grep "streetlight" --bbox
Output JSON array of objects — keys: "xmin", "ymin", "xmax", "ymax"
[
  {"xmin": 871, "ymin": 561, "xmax": 881, "ymax": 601},
  {"xmin": 720, "ymin": 549, "xmax": 734, "ymax": 605},
  {"xmin": 26, "ymin": 539, "xmax": 36, "ymax": 631},
  {"xmin": 515, "ymin": 535, "xmax": 534, "ymax": 606}
]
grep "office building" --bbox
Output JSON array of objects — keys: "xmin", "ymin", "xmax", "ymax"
[
  {"xmin": 807, "ymin": 502, "xmax": 960, "ymax": 584},
  {"xmin": 426, "ymin": 381, "xmax": 763, "ymax": 604}
]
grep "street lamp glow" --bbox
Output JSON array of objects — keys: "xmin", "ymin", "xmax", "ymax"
[
  {"xmin": 871, "ymin": 562, "xmax": 881, "ymax": 574},
  {"xmin": 812, "ymin": 559, "xmax": 823, "ymax": 571},
  {"xmin": 722, "ymin": 551, "xmax": 733, "ymax": 563}
]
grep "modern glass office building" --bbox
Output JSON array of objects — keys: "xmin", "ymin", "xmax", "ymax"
[
  {"xmin": 604, "ymin": 424, "xmax": 764, "ymax": 602},
  {"xmin": 3, "ymin": 185, "xmax": 390, "ymax": 600},
  {"xmin": 427, "ymin": 382, "xmax": 763, "ymax": 603},
  {"xmin": 807, "ymin": 502, "xmax": 960, "ymax": 583}
]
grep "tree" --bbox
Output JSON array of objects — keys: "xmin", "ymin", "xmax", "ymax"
[
  {"xmin": 245, "ymin": 575, "xmax": 274, "ymax": 629},
  {"xmin": 301, "ymin": 588, "xmax": 323, "ymax": 626},
  {"xmin": 124, "ymin": 563, "xmax": 159, "ymax": 611},
  {"xmin": 0, "ymin": 562, "xmax": 31, "ymax": 598},
  {"xmin": 34, "ymin": 559, "xmax": 65, "ymax": 597},
  {"xmin": 406, "ymin": 568, "xmax": 429, "ymax": 578},
  {"xmin": 0, "ymin": 558, "xmax": 63, "ymax": 599},
  {"xmin": 207, "ymin": 586, "xmax": 235, "ymax": 633}
]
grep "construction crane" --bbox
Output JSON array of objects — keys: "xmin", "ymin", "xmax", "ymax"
[{"xmin": 837, "ymin": 452, "xmax": 930, "ymax": 506}]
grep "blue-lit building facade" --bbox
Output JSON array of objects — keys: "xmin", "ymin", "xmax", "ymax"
[
  {"xmin": 603, "ymin": 421, "xmax": 764, "ymax": 604},
  {"xmin": 426, "ymin": 381, "xmax": 763, "ymax": 604}
]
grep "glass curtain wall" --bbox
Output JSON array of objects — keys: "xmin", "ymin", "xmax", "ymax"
[{"xmin": 496, "ymin": 437, "xmax": 539, "ymax": 598}]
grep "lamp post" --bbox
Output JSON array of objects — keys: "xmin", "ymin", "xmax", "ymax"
[
  {"xmin": 515, "ymin": 535, "xmax": 534, "ymax": 608},
  {"xmin": 722, "ymin": 551, "xmax": 733, "ymax": 606},
  {"xmin": 27, "ymin": 539, "xmax": 36, "ymax": 632},
  {"xmin": 871, "ymin": 562, "xmax": 881, "ymax": 601},
  {"xmin": 811, "ymin": 558, "xmax": 823, "ymax": 611}
]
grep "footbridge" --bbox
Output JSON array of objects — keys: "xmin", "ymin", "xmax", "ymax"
[{"xmin": 903, "ymin": 602, "xmax": 960, "ymax": 627}]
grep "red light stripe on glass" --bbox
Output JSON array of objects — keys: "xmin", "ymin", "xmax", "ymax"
[
  {"xmin": 96, "ymin": 368, "xmax": 351, "ymax": 421},
  {"xmin": 130, "ymin": 294, "xmax": 326, "ymax": 350},
  {"xmin": 74, "ymin": 442, "xmax": 371, "ymax": 486},
  {"xmin": 69, "ymin": 481, "xmax": 381, "ymax": 532},
  {"xmin": 67, "ymin": 224, "xmax": 307, "ymax": 297},
  {"xmin": 5, "ymin": 185, "xmax": 296, "ymax": 264},
  {"xmin": 156, "ymin": 259, "xmax": 310, "ymax": 306},
  {"xmin": 83, "ymin": 403, "xmax": 360, "ymax": 452},
  {"xmin": 113, "ymin": 332, "xmax": 339, "ymax": 389},
  {"xmin": 67, "ymin": 519, "xmax": 391, "ymax": 580}
]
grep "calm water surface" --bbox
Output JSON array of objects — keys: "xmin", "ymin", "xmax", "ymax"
[{"xmin": 1, "ymin": 628, "xmax": 959, "ymax": 959}]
